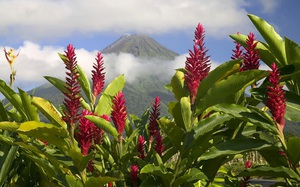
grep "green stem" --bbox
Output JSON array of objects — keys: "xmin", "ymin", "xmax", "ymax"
[{"xmin": 170, "ymin": 153, "xmax": 181, "ymax": 186}]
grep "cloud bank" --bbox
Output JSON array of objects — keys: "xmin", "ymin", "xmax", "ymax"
[{"xmin": 0, "ymin": 0, "xmax": 280, "ymax": 42}]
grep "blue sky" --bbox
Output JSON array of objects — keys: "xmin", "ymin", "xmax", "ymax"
[{"xmin": 0, "ymin": 0, "xmax": 299, "ymax": 91}]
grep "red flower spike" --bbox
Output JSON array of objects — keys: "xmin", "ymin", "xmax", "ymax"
[
  {"xmin": 77, "ymin": 109, "xmax": 104, "ymax": 155},
  {"xmin": 231, "ymin": 32, "xmax": 244, "ymax": 60},
  {"xmin": 148, "ymin": 96, "xmax": 161, "ymax": 140},
  {"xmin": 184, "ymin": 23, "xmax": 211, "ymax": 104},
  {"xmin": 92, "ymin": 52, "xmax": 105, "ymax": 99},
  {"xmin": 130, "ymin": 164, "xmax": 139, "ymax": 187},
  {"xmin": 240, "ymin": 32, "xmax": 260, "ymax": 71},
  {"xmin": 245, "ymin": 160, "xmax": 252, "ymax": 169},
  {"xmin": 153, "ymin": 132, "xmax": 164, "ymax": 156},
  {"xmin": 267, "ymin": 63, "xmax": 286, "ymax": 130},
  {"xmin": 138, "ymin": 135, "xmax": 146, "ymax": 160},
  {"xmin": 111, "ymin": 92, "xmax": 127, "ymax": 135},
  {"xmin": 62, "ymin": 44, "xmax": 82, "ymax": 126},
  {"xmin": 240, "ymin": 160, "xmax": 252, "ymax": 187}
]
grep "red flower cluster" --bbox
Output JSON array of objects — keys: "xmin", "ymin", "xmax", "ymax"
[
  {"xmin": 148, "ymin": 96, "xmax": 161, "ymax": 140},
  {"xmin": 130, "ymin": 164, "xmax": 139, "ymax": 187},
  {"xmin": 111, "ymin": 91, "xmax": 127, "ymax": 135},
  {"xmin": 231, "ymin": 32, "xmax": 244, "ymax": 60},
  {"xmin": 267, "ymin": 63, "xmax": 286, "ymax": 130},
  {"xmin": 239, "ymin": 32, "xmax": 260, "ymax": 71},
  {"xmin": 240, "ymin": 160, "xmax": 252, "ymax": 187},
  {"xmin": 153, "ymin": 132, "xmax": 164, "ymax": 156},
  {"xmin": 62, "ymin": 44, "xmax": 82, "ymax": 126},
  {"xmin": 92, "ymin": 52, "xmax": 105, "ymax": 99},
  {"xmin": 184, "ymin": 23, "xmax": 211, "ymax": 104},
  {"xmin": 138, "ymin": 135, "xmax": 146, "ymax": 160}
]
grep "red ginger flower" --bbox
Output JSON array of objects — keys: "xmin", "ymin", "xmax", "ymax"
[
  {"xmin": 267, "ymin": 63, "xmax": 286, "ymax": 130},
  {"xmin": 184, "ymin": 23, "xmax": 211, "ymax": 104},
  {"xmin": 148, "ymin": 96, "xmax": 161, "ymax": 141},
  {"xmin": 240, "ymin": 32, "xmax": 260, "ymax": 71},
  {"xmin": 111, "ymin": 91, "xmax": 127, "ymax": 135},
  {"xmin": 130, "ymin": 164, "xmax": 139, "ymax": 187},
  {"xmin": 231, "ymin": 32, "xmax": 244, "ymax": 60},
  {"xmin": 240, "ymin": 160, "xmax": 252, "ymax": 187},
  {"xmin": 62, "ymin": 44, "xmax": 82, "ymax": 126},
  {"xmin": 92, "ymin": 52, "xmax": 105, "ymax": 99},
  {"xmin": 77, "ymin": 109, "xmax": 105, "ymax": 155},
  {"xmin": 138, "ymin": 135, "xmax": 146, "ymax": 160},
  {"xmin": 153, "ymin": 132, "xmax": 164, "ymax": 156}
]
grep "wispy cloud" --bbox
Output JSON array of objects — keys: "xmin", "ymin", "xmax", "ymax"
[{"xmin": 0, "ymin": 0, "xmax": 280, "ymax": 42}]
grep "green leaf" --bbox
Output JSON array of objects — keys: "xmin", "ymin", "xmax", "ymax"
[
  {"xmin": 68, "ymin": 149, "xmax": 94, "ymax": 172},
  {"xmin": 0, "ymin": 145, "xmax": 18, "ymax": 186},
  {"xmin": 248, "ymin": 14, "xmax": 287, "ymax": 65},
  {"xmin": 285, "ymin": 37, "xmax": 300, "ymax": 67},
  {"xmin": 180, "ymin": 97, "xmax": 192, "ymax": 131},
  {"xmin": 158, "ymin": 117, "xmax": 185, "ymax": 150},
  {"xmin": 0, "ymin": 79, "xmax": 26, "ymax": 119},
  {"xmin": 17, "ymin": 121, "xmax": 69, "ymax": 150},
  {"xmin": 32, "ymin": 96, "xmax": 67, "ymax": 129},
  {"xmin": 286, "ymin": 137, "xmax": 300, "ymax": 166},
  {"xmin": 18, "ymin": 88, "xmax": 40, "ymax": 121},
  {"xmin": 168, "ymin": 70, "xmax": 189, "ymax": 100},
  {"xmin": 200, "ymin": 138, "xmax": 273, "ymax": 161},
  {"xmin": 173, "ymin": 168, "xmax": 207, "ymax": 187},
  {"xmin": 44, "ymin": 76, "xmax": 68, "ymax": 93},
  {"xmin": 285, "ymin": 91, "xmax": 300, "ymax": 122},
  {"xmin": 140, "ymin": 164, "xmax": 173, "ymax": 183},
  {"xmin": 197, "ymin": 70, "xmax": 269, "ymax": 114},
  {"xmin": 0, "ymin": 121, "xmax": 19, "ymax": 132},
  {"xmin": 197, "ymin": 59, "xmax": 241, "ymax": 100},
  {"xmin": 85, "ymin": 176, "xmax": 119, "ymax": 187},
  {"xmin": 65, "ymin": 175, "xmax": 83, "ymax": 187},
  {"xmin": 168, "ymin": 101, "xmax": 186, "ymax": 130},
  {"xmin": 85, "ymin": 115, "xmax": 118, "ymax": 138},
  {"xmin": 77, "ymin": 65, "xmax": 93, "ymax": 103},
  {"xmin": 95, "ymin": 74, "xmax": 125, "ymax": 116},
  {"xmin": 237, "ymin": 165, "xmax": 300, "ymax": 180},
  {"xmin": 0, "ymin": 102, "xmax": 8, "ymax": 121}
]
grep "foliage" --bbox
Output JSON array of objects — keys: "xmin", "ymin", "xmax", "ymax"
[{"xmin": 1, "ymin": 13, "xmax": 300, "ymax": 187}]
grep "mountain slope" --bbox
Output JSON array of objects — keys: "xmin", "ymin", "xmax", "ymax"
[{"xmin": 102, "ymin": 34, "xmax": 179, "ymax": 60}]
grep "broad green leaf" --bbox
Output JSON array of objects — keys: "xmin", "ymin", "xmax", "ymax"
[
  {"xmin": 65, "ymin": 175, "xmax": 83, "ymax": 187},
  {"xmin": 285, "ymin": 91, "xmax": 300, "ymax": 122},
  {"xmin": 18, "ymin": 88, "xmax": 40, "ymax": 121},
  {"xmin": 168, "ymin": 101, "xmax": 186, "ymax": 130},
  {"xmin": 196, "ymin": 70, "xmax": 269, "ymax": 114},
  {"xmin": 180, "ymin": 97, "xmax": 192, "ymax": 131},
  {"xmin": 158, "ymin": 117, "xmax": 184, "ymax": 150},
  {"xmin": 167, "ymin": 70, "xmax": 189, "ymax": 100},
  {"xmin": 237, "ymin": 165, "xmax": 300, "ymax": 181},
  {"xmin": 200, "ymin": 138, "xmax": 272, "ymax": 161},
  {"xmin": 17, "ymin": 121, "xmax": 69, "ymax": 150},
  {"xmin": 248, "ymin": 14, "xmax": 287, "ymax": 65},
  {"xmin": 210, "ymin": 103, "xmax": 277, "ymax": 134},
  {"xmin": 140, "ymin": 164, "xmax": 173, "ymax": 183},
  {"xmin": 0, "ymin": 121, "xmax": 19, "ymax": 132},
  {"xmin": 68, "ymin": 149, "xmax": 94, "ymax": 172},
  {"xmin": 77, "ymin": 65, "xmax": 93, "ymax": 103},
  {"xmin": 95, "ymin": 74, "xmax": 125, "ymax": 116},
  {"xmin": 173, "ymin": 168, "xmax": 207, "ymax": 187},
  {"xmin": 85, "ymin": 115, "xmax": 118, "ymax": 138},
  {"xmin": 285, "ymin": 37, "xmax": 300, "ymax": 67},
  {"xmin": 32, "ymin": 96, "xmax": 67, "ymax": 129},
  {"xmin": 197, "ymin": 59, "xmax": 241, "ymax": 100},
  {"xmin": 0, "ymin": 79, "xmax": 26, "ymax": 119},
  {"xmin": 44, "ymin": 76, "xmax": 68, "ymax": 93},
  {"xmin": 0, "ymin": 102, "xmax": 8, "ymax": 121},
  {"xmin": 85, "ymin": 176, "xmax": 119, "ymax": 187},
  {"xmin": 286, "ymin": 137, "xmax": 300, "ymax": 165}
]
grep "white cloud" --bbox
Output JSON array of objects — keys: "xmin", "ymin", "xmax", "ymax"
[{"xmin": 0, "ymin": 0, "xmax": 276, "ymax": 42}]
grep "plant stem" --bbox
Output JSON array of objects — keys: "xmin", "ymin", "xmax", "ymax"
[{"xmin": 170, "ymin": 153, "xmax": 181, "ymax": 186}]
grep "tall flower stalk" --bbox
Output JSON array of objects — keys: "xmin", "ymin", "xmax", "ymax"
[
  {"xmin": 184, "ymin": 23, "xmax": 211, "ymax": 105},
  {"xmin": 91, "ymin": 52, "xmax": 105, "ymax": 106},
  {"xmin": 137, "ymin": 135, "xmax": 146, "ymax": 160},
  {"xmin": 231, "ymin": 32, "xmax": 244, "ymax": 60},
  {"xmin": 4, "ymin": 48, "xmax": 19, "ymax": 88},
  {"xmin": 130, "ymin": 165, "xmax": 139, "ymax": 187},
  {"xmin": 148, "ymin": 96, "xmax": 161, "ymax": 143},
  {"xmin": 61, "ymin": 44, "xmax": 82, "ymax": 145},
  {"xmin": 267, "ymin": 63, "xmax": 286, "ymax": 134}
]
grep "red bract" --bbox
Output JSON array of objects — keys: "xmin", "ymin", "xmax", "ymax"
[
  {"xmin": 62, "ymin": 44, "xmax": 82, "ymax": 126},
  {"xmin": 240, "ymin": 32, "xmax": 260, "ymax": 71},
  {"xmin": 267, "ymin": 63, "xmax": 286, "ymax": 130},
  {"xmin": 240, "ymin": 160, "xmax": 252, "ymax": 187},
  {"xmin": 130, "ymin": 164, "xmax": 139, "ymax": 187},
  {"xmin": 148, "ymin": 96, "xmax": 161, "ymax": 140},
  {"xmin": 184, "ymin": 23, "xmax": 211, "ymax": 104},
  {"xmin": 138, "ymin": 135, "xmax": 146, "ymax": 160},
  {"xmin": 77, "ymin": 109, "xmax": 104, "ymax": 155},
  {"xmin": 153, "ymin": 132, "xmax": 164, "ymax": 156},
  {"xmin": 92, "ymin": 52, "xmax": 105, "ymax": 99},
  {"xmin": 231, "ymin": 32, "xmax": 244, "ymax": 60},
  {"xmin": 111, "ymin": 91, "xmax": 127, "ymax": 135}
]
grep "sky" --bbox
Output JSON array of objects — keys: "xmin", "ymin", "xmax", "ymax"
[{"xmin": 0, "ymin": 0, "xmax": 299, "ymax": 91}]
